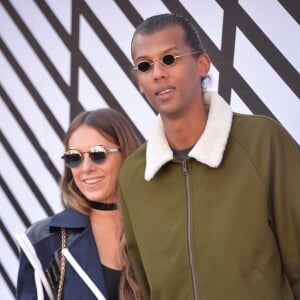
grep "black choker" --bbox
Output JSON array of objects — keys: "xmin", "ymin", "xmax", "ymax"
[{"xmin": 88, "ymin": 200, "xmax": 117, "ymax": 211}]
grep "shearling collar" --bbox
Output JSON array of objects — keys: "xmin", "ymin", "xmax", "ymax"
[{"xmin": 145, "ymin": 91, "xmax": 233, "ymax": 181}]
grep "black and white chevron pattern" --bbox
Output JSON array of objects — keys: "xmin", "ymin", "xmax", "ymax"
[{"xmin": 1, "ymin": 1, "xmax": 299, "ymax": 298}]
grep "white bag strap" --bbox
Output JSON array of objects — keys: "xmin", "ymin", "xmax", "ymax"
[
  {"xmin": 62, "ymin": 248, "xmax": 106, "ymax": 300},
  {"xmin": 34, "ymin": 270, "xmax": 45, "ymax": 300},
  {"xmin": 15, "ymin": 232, "xmax": 55, "ymax": 300}
]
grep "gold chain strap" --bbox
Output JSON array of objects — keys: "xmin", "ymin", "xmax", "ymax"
[{"xmin": 57, "ymin": 228, "xmax": 67, "ymax": 300}]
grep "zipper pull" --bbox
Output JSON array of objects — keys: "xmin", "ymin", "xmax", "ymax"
[{"xmin": 182, "ymin": 160, "xmax": 187, "ymax": 175}]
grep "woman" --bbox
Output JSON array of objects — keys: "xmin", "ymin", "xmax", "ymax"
[{"xmin": 16, "ymin": 108, "xmax": 142, "ymax": 300}]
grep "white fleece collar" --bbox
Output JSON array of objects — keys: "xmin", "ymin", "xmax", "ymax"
[{"xmin": 145, "ymin": 91, "xmax": 233, "ymax": 181}]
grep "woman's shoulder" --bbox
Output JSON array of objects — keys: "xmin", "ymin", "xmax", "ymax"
[
  {"xmin": 26, "ymin": 216, "xmax": 54, "ymax": 245},
  {"xmin": 26, "ymin": 208, "xmax": 90, "ymax": 245}
]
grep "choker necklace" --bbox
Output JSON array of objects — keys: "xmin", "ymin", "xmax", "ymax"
[{"xmin": 88, "ymin": 200, "xmax": 117, "ymax": 211}]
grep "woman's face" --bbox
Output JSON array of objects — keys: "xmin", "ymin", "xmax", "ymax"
[{"xmin": 67, "ymin": 124, "xmax": 122, "ymax": 203}]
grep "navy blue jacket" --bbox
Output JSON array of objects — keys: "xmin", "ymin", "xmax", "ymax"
[{"xmin": 17, "ymin": 208, "xmax": 109, "ymax": 299}]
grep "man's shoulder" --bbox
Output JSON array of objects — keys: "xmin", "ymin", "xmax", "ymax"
[
  {"xmin": 123, "ymin": 143, "xmax": 147, "ymax": 166},
  {"xmin": 231, "ymin": 113, "xmax": 298, "ymax": 152},
  {"xmin": 232, "ymin": 113, "xmax": 289, "ymax": 138},
  {"xmin": 120, "ymin": 143, "xmax": 147, "ymax": 184},
  {"xmin": 233, "ymin": 112, "xmax": 279, "ymax": 127}
]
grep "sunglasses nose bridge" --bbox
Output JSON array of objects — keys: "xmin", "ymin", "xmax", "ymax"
[
  {"xmin": 152, "ymin": 58, "xmax": 169, "ymax": 77},
  {"xmin": 153, "ymin": 58, "xmax": 168, "ymax": 67},
  {"xmin": 79, "ymin": 151, "xmax": 94, "ymax": 167}
]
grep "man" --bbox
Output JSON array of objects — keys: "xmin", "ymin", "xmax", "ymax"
[{"xmin": 120, "ymin": 13, "xmax": 300, "ymax": 300}]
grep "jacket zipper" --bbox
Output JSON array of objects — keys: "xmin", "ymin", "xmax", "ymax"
[{"xmin": 183, "ymin": 160, "xmax": 199, "ymax": 300}]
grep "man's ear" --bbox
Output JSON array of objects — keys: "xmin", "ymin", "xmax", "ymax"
[{"xmin": 197, "ymin": 54, "xmax": 211, "ymax": 77}]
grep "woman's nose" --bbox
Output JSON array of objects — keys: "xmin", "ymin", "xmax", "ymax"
[{"xmin": 80, "ymin": 153, "xmax": 95, "ymax": 170}]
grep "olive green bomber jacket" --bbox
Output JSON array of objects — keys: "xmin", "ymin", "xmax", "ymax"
[{"xmin": 120, "ymin": 92, "xmax": 300, "ymax": 300}]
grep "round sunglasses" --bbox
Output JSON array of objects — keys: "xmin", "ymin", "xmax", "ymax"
[
  {"xmin": 133, "ymin": 51, "xmax": 201, "ymax": 73},
  {"xmin": 61, "ymin": 145, "xmax": 120, "ymax": 168}
]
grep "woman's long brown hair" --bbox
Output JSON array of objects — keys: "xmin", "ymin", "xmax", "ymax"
[{"xmin": 60, "ymin": 108, "xmax": 143, "ymax": 299}]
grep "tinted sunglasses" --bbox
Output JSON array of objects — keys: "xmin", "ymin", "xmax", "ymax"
[
  {"xmin": 134, "ymin": 51, "xmax": 201, "ymax": 73},
  {"xmin": 61, "ymin": 145, "xmax": 120, "ymax": 168}
]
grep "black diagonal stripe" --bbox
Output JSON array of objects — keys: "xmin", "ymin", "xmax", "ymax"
[
  {"xmin": 68, "ymin": 0, "xmax": 85, "ymax": 119},
  {"xmin": 78, "ymin": 51, "xmax": 145, "ymax": 142},
  {"xmin": 160, "ymin": 0, "xmax": 222, "ymax": 72},
  {"xmin": 1, "ymin": 86, "xmax": 61, "ymax": 183},
  {"xmin": 0, "ymin": 39, "xmax": 65, "ymax": 141},
  {"xmin": 232, "ymin": 71, "xmax": 277, "ymax": 119},
  {"xmin": 114, "ymin": 0, "xmax": 144, "ymax": 27},
  {"xmin": 0, "ymin": 219, "xmax": 19, "ymax": 256},
  {"xmin": 233, "ymin": 70, "xmax": 300, "ymax": 149},
  {"xmin": 34, "ymin": 0, "xmax": 84, "ymax": 121},
  {"xmin": 33, "ymin": 0, "xmax": 72, "ymax": 49},
  {"xmin": 81, "ymin": 1, "xmax": 138, "ymax": 80},
  {"xmin": 0, "ymin": 131, "xmax": 54, "ymax": 216},
  {"xmin": 2, "ymin": 0, "xmax": 72, "ymax": 102},
  {"xmin": 237, "ymin": 4, "xmax": 300, "ymax": 98},
  {"xmin": 80, "ymin": 2, "xmax": 134, "ymax": 78},
  {"xmin": 80, "ymin": 1, "xmax": 154, "ymax": 113},
  {"xmin": 157, "ymin": 0, "xmax": 299, "ymax": 121},
  {"xmin": 277, "ymin": 0, "xmax": 300, "ymax": 23},
  {"xmin": 216, "ymin": 0, "xmax": 239, "ymax": 102},
  {"xmin": 0, "ymin": 174, "xmax": 31, "ymax": 227},
  {"xmin": 0, "ymin": 262, "xmax": 16, "ymax": 298}
]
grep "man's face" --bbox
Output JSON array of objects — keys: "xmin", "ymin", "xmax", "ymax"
[{"xmin": 132, "ymin": 25, "xmax": 205, "ymax": 119}]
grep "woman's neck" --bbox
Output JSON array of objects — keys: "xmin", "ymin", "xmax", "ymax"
[{"xmin": 90, "ymin": 209, "xmax": 123, "ymax": 270}]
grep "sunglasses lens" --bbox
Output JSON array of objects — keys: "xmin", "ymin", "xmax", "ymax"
[
  {"xmin": 137, "ymin": 61, "xmax": 151, "ymax": 72},
  {"xmin": 90, "ymin": 146, "xmax": 107, "ymax": 164},
  {"xmin": 162, "ymin": 54, "xmax": 175, "ymax": 65},
  {"xmin": 63, "ymin": 153, "xmax": 82, "ymax": 168}
]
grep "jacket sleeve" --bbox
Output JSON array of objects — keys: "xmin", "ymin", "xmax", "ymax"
[
  {"xmin": 120, "ymin": 187, "xmax": 150, "ymax": 300},
  {"xmin": 267, "ymin": 124, "xmax": 300, "ymax": 299}
]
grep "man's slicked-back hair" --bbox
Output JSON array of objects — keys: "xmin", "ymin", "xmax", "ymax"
[{"xmin": 131, "ymin": 13, "xmax": 205, "ymax": 57}]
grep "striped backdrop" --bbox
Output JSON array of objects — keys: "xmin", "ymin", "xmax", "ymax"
[{"xmin": 1, "ymin": 1, "xmax": 299, "ymax": 298}]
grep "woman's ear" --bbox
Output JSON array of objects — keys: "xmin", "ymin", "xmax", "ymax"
[{"xmin": 197, "ymin": 54, "xmax": 211, "ymax": 77}]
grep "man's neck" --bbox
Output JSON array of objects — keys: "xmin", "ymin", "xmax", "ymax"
[{"xmin": 162, "ymin": 102, "xmax": 208, "ymax": 150}]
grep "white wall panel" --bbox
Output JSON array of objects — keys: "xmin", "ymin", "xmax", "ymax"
[
  {"xmin": 0, "ymin": 187, "xmax": 26, "ymax": 239},
  {"xmin": 85, "ymin": 0, "xmax": 135, "ymax": 60},
  {"xmin": 0, "ymin": 231, "xmax": 19, "ymax": 286},
  {"xmin": 79, "ymin": 16, "xmax": 156, "ymax": 139},
  {"xmin": 128, "ymin": 0, "xmax": 169, "ymax": 19},
  {"xmin": 181, "ymin": 0, "xmax": 224, "ymax": 50},
  {"xmin": 9, "ymin": 0, "xmax": 71, "ymax": 83},
  {"xmin": 231, "ymin": 89, "xmax": 252, "ymax": 114},
  {"xmin": 0, "ymin": 52, "xmax": 64, "ymax": 173},
  {"xmin": 78, "ymin": 67, "xmax": 109, "ymax": 111},
  {"xmin": 240, "ymin": 0, "xmax": 300, "ymax": 72},
  {"xmin": 44, "ymin": 0, "xmax": 72, "ymax": 34},
  {"xmin": 234, "ymin": 29, "xmax": 300, "ymax": 143},
  {"xmin": 0, "ymin": 2, "xmax": 70, "ymax": 131},
  {"xmin": 0, "ymin": 100, "xmax": 62, "ymax": 215}
]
